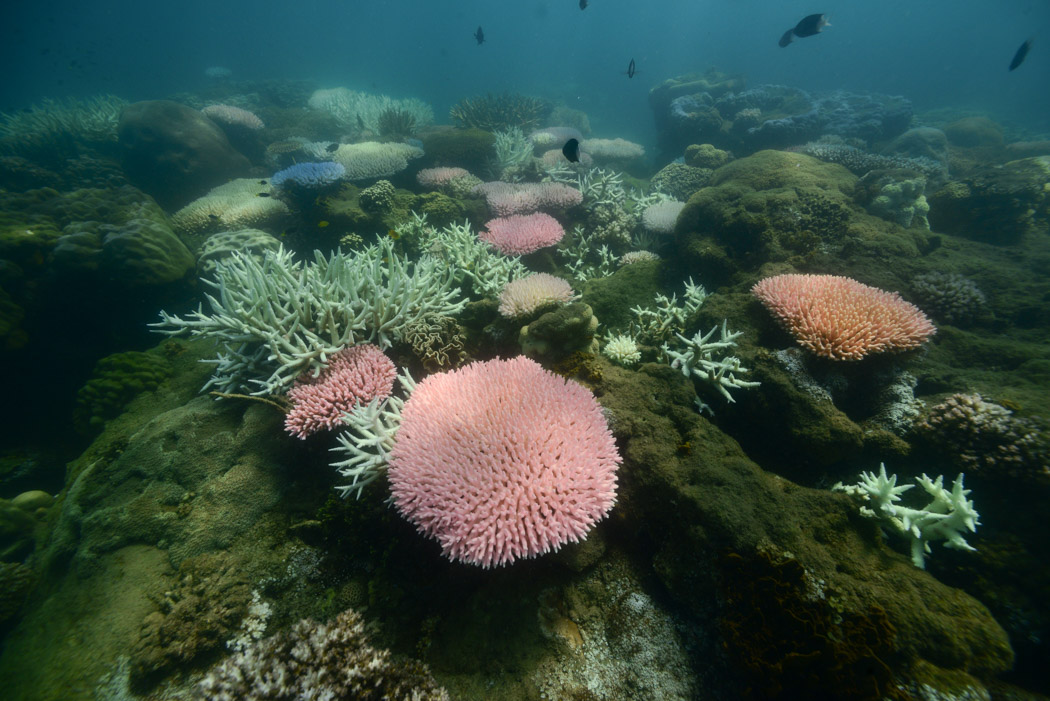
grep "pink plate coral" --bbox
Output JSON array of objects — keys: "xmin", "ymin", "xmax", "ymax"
[
  {"xmin": 480, "ymin": 212, "xmax": 566, "ymax": 255},
  {"xmin": 752, "ymin": 273, "xmax": 936, "ymax": 360},
  {"xmin": 388, "ymin": 356, "xmax": 621, "ymax": 568}
]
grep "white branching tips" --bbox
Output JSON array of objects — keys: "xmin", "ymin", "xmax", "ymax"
[
  {"xmin": 662, "ymin": 320, "xmax": 760, "ymax": 403},
  {"xmin": 152, "ymin": 240, "xmax": 465, "ymax": 395}
]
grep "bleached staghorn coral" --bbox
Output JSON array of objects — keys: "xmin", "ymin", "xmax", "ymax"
[
  {"xmin": 330, "ymin": 141, "xmax": 424, "ymax": 181},
  {"xmin": 152, "ymin": 239, "xmax": 466, "ymax": 395},
  {"xmin": 662, "ymin": 320, "xmax": 760, "ymax": 403},
  {"xmin": 419, "ymin": 217, "xmax": 529, "ymax": 298},
  {"xmin": 0, "ymin": 94, "xmax": 127, "ymax": 154},
  {"xmin": 492, "ymin": 126, "xmax": 534, "ymax": 180},
  {"xmin": 559, "ymin": 225, "xmax": 618, "ymax": 283},
  {"xmin": 331, "ymin": 369, "xmax": 416, "ymax": 499},
  {"xmin": 172, "ymin": 179, "xmax": 289, "ymax": 237},
  {"xmin": 307, "ymin": 87, "xmax": 433, "ymax": 135},
  {"xmin": 833, "ymin": 464, "xmax": 979, "ymax": 569},
  {"xmin": 630, "ymin": 278, "xmax": 708, "ymax": 342}
]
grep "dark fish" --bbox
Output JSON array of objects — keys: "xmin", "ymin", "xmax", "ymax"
[
  {"xmin": 258, "ymin": 180, "xmax": 267, "ymax": 185},
  {"xmin": 475, "ymin": 26, "xmax": 485, "ymax": 45},
  {"xmin": 257, "ymin": 192, "xmax": 271, "ymax": 198},
  {"xmin": 1009, "ymin": 39, "xmax": 1032, "ymax": 71},
  {"xmin": 779, "ymin": 13, "xmax": 829, "ymax": 47},
  {"xmin": 562, "ymin": 138, "xmax": 580, "ymax": 163},
  {"xmin": 579, "ymin": 0, "xmax": 588, "ymax": 9},
  {"xmin": 208, "ymin": 214, "xmax": 220, "ymax": 220},
  {"xmin": 626, "ymin": 58, "xmax": 636, "ymax": 78},
  {"xmin": 325, "ymin": 142, "xmax": 339, "ymax": 152}
]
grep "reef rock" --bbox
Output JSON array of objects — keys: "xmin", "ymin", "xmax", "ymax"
[
  {"xmin": 118, "ymin": 100, "xmax": 252, "ymax": 210},
  {"xmin": 928, "ymin": 156, "xmax": 1050, "ymax": 243},
  {"xmin": 652, "ymin": 81, "xmax": 912, "ymax": 157}
]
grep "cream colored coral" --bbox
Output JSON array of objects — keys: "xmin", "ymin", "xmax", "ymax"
[
  {"xmin": 330, "ymin": 142, "xmax": 423, "ymax": 181},
  {"xmin": 172, "ymin": 179, "xmax": 289, "ymax": 236}
]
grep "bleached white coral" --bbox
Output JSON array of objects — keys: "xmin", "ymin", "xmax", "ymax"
[
  {"xmin": 172, "ymin": 179, "xmax": 289, "ymax": 236},
  {"xmin": 331, "ymin": 141, "xmax": 424, "ymax": 180},
  {"xmin": 603, "ymin": 333, "xmax": 642, "ymax": 367},
  {"xmin": 308, "ymin": 87, "xmax": 434, "ymax": 134},
  {"xmin": 833, "ymin": 463, "xmax": 980, "ymax": 569},
  {"xmin": 331, "ymin": 369, "xmax": 415, "ymax": 499},
  {"xmin": 630, "ymin": 278, "xmax": 708, "ymax": 342},
  {"xmin": 152, "ymin": 239, "xmax": 465, "ymax": 394},
  {"xmin": 662, "ymin": 320, "xmax": 760, "ymax": 403},
  {"xmin": 420, "ymin": 217, "xmax": 528, "ymax": 298}
]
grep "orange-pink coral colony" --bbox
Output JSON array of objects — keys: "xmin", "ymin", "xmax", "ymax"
[{"xmin": 751, "ymin": 274, "xmax": 936, "ymax": 361}]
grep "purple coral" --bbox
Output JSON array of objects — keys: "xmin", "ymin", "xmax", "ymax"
[{"xmin": 271, "ymin": 161, "xmax": 346, "ymax": 189}]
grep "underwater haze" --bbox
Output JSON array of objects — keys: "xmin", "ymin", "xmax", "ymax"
[
  {"xmin": 1, "ymin": 0, "xmax": 1050, "ymax": 700},
  {"xmin": 4, "ymin": 0, "xmax": 1049, "ymax": 140}
]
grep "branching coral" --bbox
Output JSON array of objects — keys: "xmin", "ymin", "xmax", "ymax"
[
  {"xmin": 152, "ymin": 240, "xmax": 466, "ymax": 394},
  {"xmin": 449, "ymin": 93, "xmax": 551, "ymax": 132}
]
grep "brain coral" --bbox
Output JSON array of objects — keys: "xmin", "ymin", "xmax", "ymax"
[
  {"xmin": 388, "ymin": 356, "xmax": 621, "ymax": 567},
  {"xmin": 752, "ymin": 274, "xmax": 936, "ymax": 360}
]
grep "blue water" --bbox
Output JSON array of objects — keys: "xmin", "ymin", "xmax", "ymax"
[{"xmin": 4, "ymin": 0, "xmax": 1048, "ymax": 140}]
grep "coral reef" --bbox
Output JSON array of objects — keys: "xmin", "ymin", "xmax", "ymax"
[
  {"xmin": 927, "ymin": 156, "xmax": 1050, "ymax": 243},
  {"xmin": 649, "ymin": 162, "xmax": 712, "ymax": 201},
  {"xmin": 856, "ymin": 170, "xmax": 930, "ymax": 229},
  {"xmin": 198, "ymin": 608, "xmax": 449, "ymax": 700},
  {"xmin": 118, "ymin": 100, "xmax": 252, "ymax": 209},
  {"xmin": 652, "ymin": 81, "xmax": 912, "ymax": 155},
  {"xmin": 307, "ymin": 87, "xmax": 433, "ymax": 136},
  {"xmin": 270, "ymin": 161, "xmax": 345, "ymax": 189}
]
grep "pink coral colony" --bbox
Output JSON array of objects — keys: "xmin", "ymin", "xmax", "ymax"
[{"xmin": 388, "ymin": 356, "xmax": 621, "ymax": 568}]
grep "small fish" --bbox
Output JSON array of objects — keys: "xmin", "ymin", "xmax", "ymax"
[
  {"xmin": 779, "ymin": 13, "xmax": 829, "ymax": 47},
  {"xmin": 388, "ymin": 229, "xmax": 400, "ymax": 240},
  {"xmin": 562, "ymin": 138, "xmax": 580, "ymax": 163},
  {"xmin": 258, "ymin": 180, "xmax": 267, "ymax": 185},
  {"xmin": 208, "ymin": 214, "xmax": 220, "ymax": 220},
  {"xmin": 257, "ymin": 192, "xmax": 271, "ymax": 198},
  {"xmin": 579, "ymin": 0, "xmax": 588, "ymax": 9},
  {"xmin": 475, "ymin": 26, "xmax": 485, "ymax": 45},
  {"xmin": 325, "ymin": 142, "xmax": 339, "ymax": 153},
  {"xmin": 1009, "ymin": 38, "xmax": 1032, "ymax": 71},
  {"xmin": 317, "ymin": 221, "xmax": 329, "ymax": 228},
  {"xmin": 626, "ymin": 58, "xmax": 636, "ymax": 79}
]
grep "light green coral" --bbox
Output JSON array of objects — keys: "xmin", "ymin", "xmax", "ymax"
[{"xmin": 864, "ymin": 176, "xmax": 930, "ymax": 229}]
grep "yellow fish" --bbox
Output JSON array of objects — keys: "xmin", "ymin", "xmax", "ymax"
[
  {"xmin": 317, "ymin": 221, "xmax": 330, "ymax": 228},
  {"xmin": 387, "ymin": 229, "xmax": 400, "ymax": 240}
]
